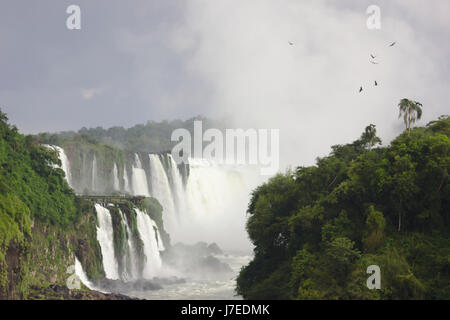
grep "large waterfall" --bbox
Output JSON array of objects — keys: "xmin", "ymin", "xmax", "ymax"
[
  {"xmin": 49, "ymin": 144, "xmax": 262, "ymax": 286},
  {"xmin": 113, "ymin": 163, "xmax": 120, "ymax": 191},
  {"xmin": 135, "ymin": 208, "xmax": 163, "ymax": 279},
  {"xmin": 43, "ymin": 145, "xmax": 72, "ymax": 185},
  {"xmin": 118, "ymin": 209, "xmax": 139, "ymax": 281},
  {"xmin": 180, "ymin": 158, "xmax": 261, "ymax": 250},
  {"xmin": 94, "ymin": 203, "xmax": 165, "ymax": 282},
  {"xmin": 149, "ymin": 154, "xmax": 178, "ymax": 236},
  {"xmin": 132, "ymin": 154, "xmax": 150, "ymax": 197},
  {"xmin": 95, "ymin": 204, "xmax": 120, "ymax": 280}
]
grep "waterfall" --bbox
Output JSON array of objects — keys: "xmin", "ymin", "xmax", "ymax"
[
  {"xmin": 74, "ymin": 257, "xmax": 96, "ymax": 290},
  {"xmin": 123, "ymin": 166, "xmax": 131, "ymax": 194},
  {"xmin": 132, "ymin": 154, "xmax": 150, "ymax": 197},
  {"xmin": 172, "ymin": 158, "xmax": 261, "ymax": 250},
  {"xmin": 92, "ymin": 155, "xmax": 98, "ymax": 193},
  {"xmin": 54, "ymin": 145, "xmax": 72, "ymax": 186},
  {"xmin": 42, "ymin": 145, "xmax": 72, "ymax": 186},
  {"xmin": 167, "ymin": 154, "xmax": 186, "ymax": 216},
  {"xmin": 118, "ymin": 209, "xmax": 138, "ymax": 281},
  {"xmin": 113, "ymin": 163, "xmax": 120, "ymax": 191},
  {"xmin": 152, "ymin": 219, "xmax": 165, "ymax": 251},
  {"xmin": 95, "ymin": 204, "xmax": 120, "ymax": 280},
  {"xmin": 149, "ymin": 154, "xmax": 177, "ymax": 236},
  {"xmin": 135, "ymin": 208, "xmax": 162, "ymax": 279}
]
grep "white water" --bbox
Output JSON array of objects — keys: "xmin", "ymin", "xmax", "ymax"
[
  {"xmin": 92, "ymin": 155, "xmax": 98, "ymax": 193},
  {"xmin": 151, "ymin": 219, "xmax": 165, "ymax": 251},
  {"xmin": 95, "ymin": 204, "xmax": 120, "ymax": 280},
  {"xmin": 42, "ymin": 145, "xmax": 72, "ymax": 186},
  {"xmin": 123, "ymin": 166, "xmax": 131, "ymax": 194},
  {"xmin": 149, "ymin": 154, "xmax": 177, "ymax": 236},
  {"xmin": 118, "ymin": 209, "xmax": 139, "ymax": 281},
  {"xmin": 74, "ymin": 257, "xmax": 96, "ymax": 291},
  {"xmin": 47, "ymin": 145, "xmax": 261, "ymax": 297},
  {"xmin": 132, "ymin": 154, "xmax": 150, "ymax": 197},
  {"xmin": 129, "ymin": 253, "xmax": 252, "ymax": 300},
  {"xmin": 167, "ymin": 154, "xmax": 186, "ymax": 218},
  {"xmin": 113, "ymin": 163, "xmax": 120, "ymax": 191},
  {"xmin": 135, "ymin": 208, "xmax": 163, "ymax": 279},
  {"xmin": 175, "ymin": 158, "xmax": 262, "ymax": 251}
]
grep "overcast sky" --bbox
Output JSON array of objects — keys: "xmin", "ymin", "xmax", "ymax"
[{"xmin": 1, "ymin": 0, "xmax": 449, "ymax": 167}]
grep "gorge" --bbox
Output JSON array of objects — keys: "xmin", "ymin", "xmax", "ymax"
[{"xmin": 43, "ymin": 141, "xmax": 261, "ymax": 298}]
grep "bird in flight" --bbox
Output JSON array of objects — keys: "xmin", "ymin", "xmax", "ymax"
[
  {"xmin": 374, "ymin": 81, "xmax": 378, "ymax": 86},
  {"xmin": 288, "ymin": 41, "xmax": 294, "ymax": 46},
  {"xmin": 389, "ymin": 41, "xmax": 396, "ymax": 47},
  {"xmin": 359, "ymin": 86, "xmax": 363, "ymax": 93},
  {"xmin": 370, "ymin": 54, "xmax": 377, "ymax": 59}
]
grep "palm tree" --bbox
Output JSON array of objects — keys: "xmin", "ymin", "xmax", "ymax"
[{"xmin": 398, "ymin": 99, "xmax": 423, "ymax": 135}]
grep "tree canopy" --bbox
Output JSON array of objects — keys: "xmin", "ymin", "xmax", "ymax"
[{"xmin": 237, "ymin": 116, "xmax": 450, "ymax": 300}]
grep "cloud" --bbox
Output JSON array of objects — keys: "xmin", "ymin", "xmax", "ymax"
[
  {"xmin": 165, "ymin": 0, "xmax": 450, "ymax": 167},
  {"xmin": 81, "ymin": 88, "xmax": 101, "ymax": 100},
  {"xmin": 0, "ymin": 0, "xmax": 448, "ymax": 166}
]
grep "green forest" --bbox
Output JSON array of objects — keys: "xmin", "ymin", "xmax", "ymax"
[
  {"xmin": 35, "ymin": 116, "xmax": 230, "ymax": 155},
  {"xmin": 0, "ymin": 109, "xmax": 165, "ymax": 299},
  {"xmin": 237, "ymin": 113, "xmax": 450, "ymax": 300}
]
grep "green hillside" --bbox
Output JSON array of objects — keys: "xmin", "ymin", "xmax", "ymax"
[{"xmin": 237, "ymin": 116, "xmax": 450, "ymax": 299}]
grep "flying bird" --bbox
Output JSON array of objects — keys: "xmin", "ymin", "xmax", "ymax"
[
  {"xmin": 370, "ymin": 54, "xmax": 377, "ymax": 59},
  {"xmin": 389, "ymin": 41, "xmax": 396, "ymax": 47},
  {"xmin": 359, "ymin": 86, "xmax": 363, "ymax": 93},
  {"xmin": 375, "ymin": 81, "xmax": 378, "ymax": 86},
  {"xmin": 288, "ymin": 41, "xmax": 294, "ymax": 46}
]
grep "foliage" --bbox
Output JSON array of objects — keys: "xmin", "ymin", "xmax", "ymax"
[
  {"xmin": 0, "ymin": 109, "xmax": 103, "ymax": 298},
  {"xmin": 35, "ymin": 116, "xmax": 230, "ymax": 155},
  {"xmin": 398, "ymin": 99, "xmax": 423, "ymax": 135},
  {"xmin": 237, "ymin": 117, "xmax": 450, "ymax": 300}
]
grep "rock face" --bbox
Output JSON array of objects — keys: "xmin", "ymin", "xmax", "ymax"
[
  {"xmin": 91, "ymin": 277, "xmax": 186, "ymax": 294},
  {"xmin": 27, "ymin": 285, "xmax": 137, "ymax": 300}
]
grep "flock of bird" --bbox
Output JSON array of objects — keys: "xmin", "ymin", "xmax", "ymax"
[
  {"xmin": 359, "ymin": 41, "xmax": 397, "ymax": 93},
  {"xmin": 287, "ymin": 40, "xmax": 397, "ymax": 93}
]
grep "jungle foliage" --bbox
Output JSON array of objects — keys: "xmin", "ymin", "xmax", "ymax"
[{"xmin": 237, "ymin": 117, "xmax": 450, "ymax": 300}]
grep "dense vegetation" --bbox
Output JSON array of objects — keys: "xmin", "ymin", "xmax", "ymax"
[
  {"xmin": 36, "ymin": 116, "xmax": 229, "ymax": 154},
  {"xmin": 237, "ymin": 116, "xmax": 450, "ymax": 299},
  {"xmin": 1, "ymin": 108, "xmax": 173, "ymax": 298},
  {"xmin": 0, "ymin": 109, "xmax": 105, "ymax": 298}
]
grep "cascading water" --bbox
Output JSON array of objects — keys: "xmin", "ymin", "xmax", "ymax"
[
  {"xmin": 43, "ymin": 145, "xmax": 72, "ymax": 186},
  {"xmin": 132, "ymin": 154, "xmax": 150, "ymax": 197},
  {"xmin": 118, "ymin": 209, "xmax": 139, "ymax": 281},
  {"xmin": 95, "ymin": 204, "xmax": 120, "ymax": 280},
  {"xmin": 177, "ymin": 158, "xmax": 261, "ymax": 251},
  {"xmin": 135, "ymin": 208, "xmax": 163, "ymax": 279},
  {"xmin": 50, "ymin": 144, "xmax": 261, "ymax": 296},
  {"xmin": 75, "ymin": 257, "xmax": 96, "ymax": 291},
  {"xmin": 113, "ymin": 163, "xmax": 120, "ymax": 191},
  {"xmin": 167, "ymin": 154, "xmax": 186, "ymax": 217},
  {"xmin": 92, "ymin": 155, "xmax": 98, "ymax": 193},
  {"xmin": 152, "ymin": 219, "xmax": 165, "ymax": 251},
  {"xmin": 123, "ymin": 166, "xmax": 131, "ymax": 194},
  {"xmin": 54, "ymin": 145, "xmax": 72, "ymax": 185},
  {"xmin": 149, "ymin": 154, "xmax": 177, "ymax": 236}
]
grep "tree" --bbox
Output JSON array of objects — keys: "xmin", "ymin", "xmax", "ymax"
[
  {"xmin": 360, "ymin": 124, "xmax": 382, "ymax": 149},
  {"xmin": 398, "ymin": 99, "xmax": 423, "ymax": 135}
]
